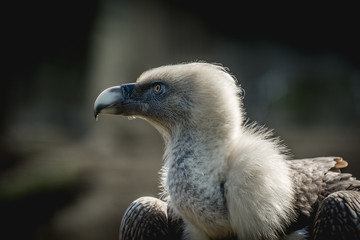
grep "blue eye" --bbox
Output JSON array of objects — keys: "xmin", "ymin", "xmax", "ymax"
[{"xmin": 153, "ymin": 83, "xmax": 162, "ymax": 94}]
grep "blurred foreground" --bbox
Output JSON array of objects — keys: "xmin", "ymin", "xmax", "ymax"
[{"xmin": 2, "ymin": 1, "xmax": 360, "ymax": 239}]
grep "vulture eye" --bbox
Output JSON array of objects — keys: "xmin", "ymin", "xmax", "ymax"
[{"xmin": 153, "ymin": 83, "xmax": 163, "ymax": 94}]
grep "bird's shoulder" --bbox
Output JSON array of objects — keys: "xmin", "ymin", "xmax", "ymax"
[{"xmin": 287, "ymin": 157, "xmax": 360, "ymax": 217}]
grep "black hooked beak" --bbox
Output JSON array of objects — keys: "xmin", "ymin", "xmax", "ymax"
[{"xmin": 94, "ymin": 83, "xmax": 136, "ymax": 119}]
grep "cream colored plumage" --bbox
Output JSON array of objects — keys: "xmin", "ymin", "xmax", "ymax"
[{"xmin": 94, "ymin": 62, "xmax": 360, "ymax": 240}]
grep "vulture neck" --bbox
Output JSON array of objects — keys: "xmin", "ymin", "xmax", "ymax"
[
  {"xmin": 165, "ymin": 115, "xmax": 240, "ymax": 156},
  {"xmin": 160, "ymin": 117, "xmax": 240, "ymax": 236},
  {"xmin": 158, "ymin": 103, "xmax": 243, "ymax": 165},
  {"xmin": 162, "ymin": 114, "xmax": 241, "ymax": 174},
  {"xmin": 171, "ymin": 129, "xmax": 228, "ymax": 160}
]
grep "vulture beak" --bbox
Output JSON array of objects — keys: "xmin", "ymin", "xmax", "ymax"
[{"xmin": 94, "ymin": 83, "xmax": 136, "ymax": 119}]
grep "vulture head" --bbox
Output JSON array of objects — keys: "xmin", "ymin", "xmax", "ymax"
[{"xmin": 94, "ymin": 62, "xmax": 242, "ymax": 143}]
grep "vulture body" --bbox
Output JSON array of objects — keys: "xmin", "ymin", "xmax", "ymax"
[{"xmin": 94, "ymin": 62, "xmax": 360, "ymax": 239}]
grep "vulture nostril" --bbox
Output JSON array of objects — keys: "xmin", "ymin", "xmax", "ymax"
[
  {"xmin": 121, "ymin": 84, "xmax": 135, "ymax": 98},
  {"xmin": 122, "ymin": 86, "xmax": 129, "ymax": 97}
]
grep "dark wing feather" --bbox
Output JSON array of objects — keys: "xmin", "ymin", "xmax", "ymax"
[
  {"xmin": 288, "ymin": 156, "xmax": 360, "ymax": 238},
  {"xmin": 119, "ymin": 197, "xmax": 168, "ymax": 240},
  {"xmin": 314, "ymin": 190, "xmax": 360, "ymax": 240},
  {"xmin": 119, "ymin": 197, "xmax": 183, "ymax": 240}
]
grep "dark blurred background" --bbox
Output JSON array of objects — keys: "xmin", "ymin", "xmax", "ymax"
[{"xmin": 2, "ymin": 1, "xmax": 360, "ymax": 239}]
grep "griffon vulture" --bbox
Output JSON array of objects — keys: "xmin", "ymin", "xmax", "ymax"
[{"xmin": 94, "ymin": 62, "xmax": 360, "ymax": 240}]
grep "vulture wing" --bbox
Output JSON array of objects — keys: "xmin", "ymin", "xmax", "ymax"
[
  {"xmin": 314, "ymin": 190, "xmax": 360, "ymax": 240},
  {"xmin": 119, "ymin": 197, "xmax": 183, "ymax": 240},
  {"xmin": 288, "ymin": 157, "xmax": 360, "ymax": 239}
]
